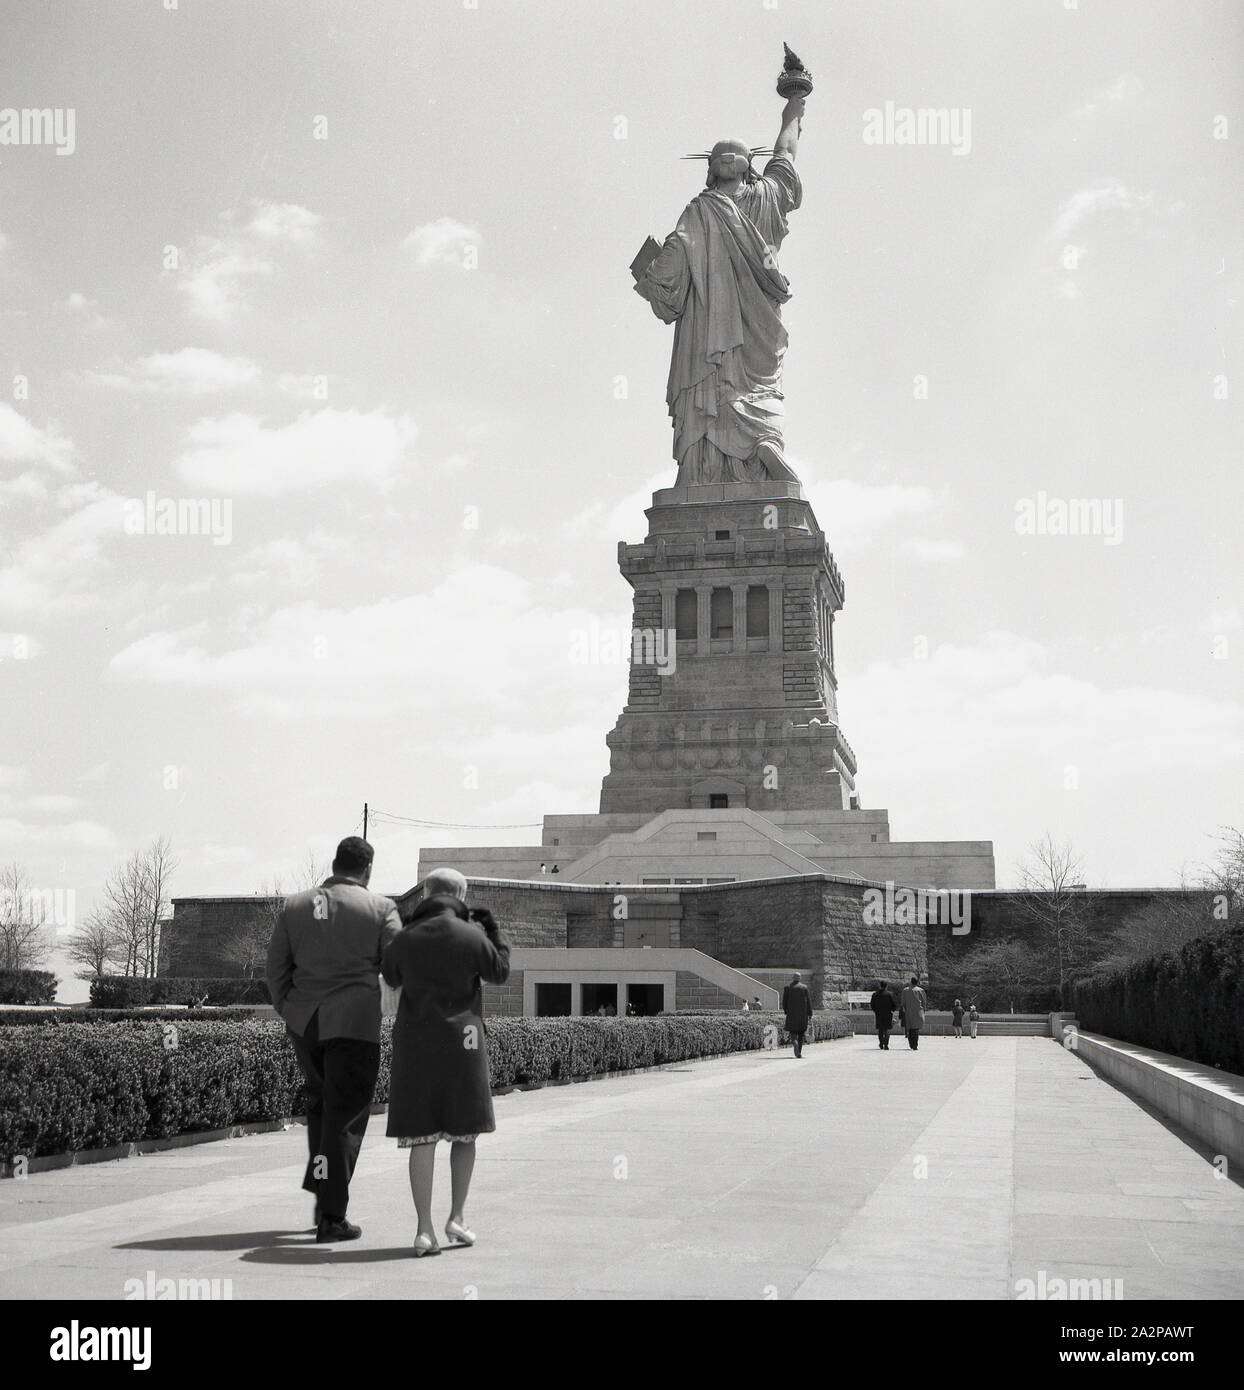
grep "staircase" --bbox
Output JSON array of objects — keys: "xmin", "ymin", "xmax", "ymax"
[{"xmin": 977, "ymin": 1014, "xmax": 1065, "ymax": 1037}]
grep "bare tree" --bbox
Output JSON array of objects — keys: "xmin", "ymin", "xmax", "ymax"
[
  {"xmin": 1014, "ymin": 833, "xmax": 1093, "ymax": 1006},
  {"xmin": 939, "ymin": 937, "xmax": 1047, "ymax": 1013},
  {"xmin": 1205, "ymin": 826, "xmax": 1244, "ymax": 902},
  {"xmin": 0, "ymin": 862, "xmax": 53, "ymax": 970},
  {"xmin": 223, "ymin": 853, "xmax": 328, "ymax": 978},
  {"xmin": 99, "ymin": 837, "xmax": 178, "ymax": 978},
  {"xmin": 1096, "ymin": 884, "xmax": 1216, "ymax": 974},
  {"xmin": 225, "ymin": 878, "xmax": 285, "ymax": 979},
  {"xmin": 1099, "ymin": 827, "xmax": 1241, "ymax": 973},
  {"xmin": 64, "ymin": 908, "xmax": 127, "ymax": 982}
]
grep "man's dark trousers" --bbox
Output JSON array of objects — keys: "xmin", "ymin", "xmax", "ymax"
[
  {"xmin": 791, "ymin": 1028, "xmax": 807, "ymax": 1058},
  {"xmin": 906, "ymin": 1028, "xmax": 920, "ymax": 1050},
  {"xmin": 878, "ymin": 1026, "xmax": 890, "ymax": 1050},
  {"xmin": 287, "ymin": 1010, "xmax": 381, "ymax": 1222}
]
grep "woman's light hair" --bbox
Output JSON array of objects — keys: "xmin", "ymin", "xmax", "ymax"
[{"xmin": 423, "ymin": 867, "xmax": 468, "ymax": 901}]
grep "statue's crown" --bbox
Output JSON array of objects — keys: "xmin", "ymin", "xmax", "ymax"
[{"xmin": 681, "ymin": 145, "xmax": 773, "ymax": 163}]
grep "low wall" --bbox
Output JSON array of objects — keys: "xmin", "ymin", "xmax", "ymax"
[
  {"xmin": 848, "ymin": 1012, "xmax": 1051, "ymax": 1037},
  {"xmin": 1068, "ymin": 1030, "xmax": 1244, "ymax": 1173}
]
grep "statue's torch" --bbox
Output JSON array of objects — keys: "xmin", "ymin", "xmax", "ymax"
[{"xmin": 777, "ymin": 43, "xmax": 813, "ymax": 99}]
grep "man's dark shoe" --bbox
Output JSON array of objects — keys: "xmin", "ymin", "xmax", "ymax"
[{"xmin": 316, "ymin": 1217, "xmax": 362, "ymax": 1243}]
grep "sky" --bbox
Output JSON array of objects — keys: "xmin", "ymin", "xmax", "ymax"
[{"xmin": 0, "ymin": 0, "xmax": 1240, "ymax": 1000}]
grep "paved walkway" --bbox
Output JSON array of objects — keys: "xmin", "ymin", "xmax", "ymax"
[{"xmin": 1, "ymin": 1035, "xmax": 1241, "ymax": 1300}]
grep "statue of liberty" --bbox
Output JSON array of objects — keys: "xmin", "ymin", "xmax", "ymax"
[{"xmin": 633, "ymin": 49, "xmax": 811, "ymax": 487}]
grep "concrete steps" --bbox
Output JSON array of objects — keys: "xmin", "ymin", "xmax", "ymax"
[{"xmin": 978, "ymin": 1018, "xmax": 1054, "ymax": 1037}]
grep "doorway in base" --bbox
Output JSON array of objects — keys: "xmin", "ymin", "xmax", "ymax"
[
  {"xmin": 581, "ymin": 982, "xmax": 618, "ymax": 1016},
  {"xmin": 626, "ymin": 983, "xmax": 664, "ymax": 1017},
  {"xmin": 534, "ymin": 982, "xmax": 571, "ymax": 1017}
]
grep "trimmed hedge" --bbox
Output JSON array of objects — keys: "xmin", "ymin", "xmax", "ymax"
[
  {"xmin": 0, "ymin": 1012, "xmax": 850, "ymax": 1160},
  {"xmin": 0, "ymin": 1022, "xmax": 307, "ymax": 1158},
  {"xmin": 0, "ymin": 1006, "xmax": 265, "ymax": 1028},
  {"xmin": 0, "ymin": 970, "xmax": 57, "ymax": 1005},
  {"xmin": 89, "ymin": 977, "xmax": 271, "ymax": 1008},
  {"xmin": 1072, "ymin": 923, "xmax": 1243, "ymax": 1076}
]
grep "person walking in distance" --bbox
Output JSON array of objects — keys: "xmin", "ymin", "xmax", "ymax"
[
  {"xmin": 951, "ymin": 998, "xmax": 965, "ymax": 1038},
  {"xmin": 383, "ymin": 868, "xmax": 511, "ymax": 1257},
  {"xmin": 266, "ymin": 836, "xmax": 402, "ymax": 1243},
  {"xmin": 968, "ymin": 1000, "xmax": 980, "ymax": 1039},
  {"xmin": 869, "ymin": 980, "xmax": 896, "ymax": 1050},
  {"xmin": 781, "ymin": 971, "xmax": 813, "ymax": 1058},
  {"xmin": 899, "ymin": 975, "xmax": 928, "ymax": 1052}
]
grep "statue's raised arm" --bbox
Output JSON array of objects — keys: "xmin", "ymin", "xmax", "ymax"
[
  {"xmin": 775, "ymin": 43, "xmax": 813, "ymax": 162},
  {"xmin": 774, "ymin": 95, "xmax": 806, "ymax": 163},
  {"xmin": 631, "ymin": 44, "xmax": 814, "ymax": 488}
]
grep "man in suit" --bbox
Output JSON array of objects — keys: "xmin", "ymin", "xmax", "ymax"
[
  {"xmin": 781, "ymin": 971, "xmax": 813, "ymax": 1058},
  {"xmin": 899, "ymin": 974, "xmax": 929, "ymax": 1051},
  {"xmin": 266, "ymin": 835, "xmax": 401, "ymax": 1242}
]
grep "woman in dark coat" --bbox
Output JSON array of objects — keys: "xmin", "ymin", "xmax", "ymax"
[
  {"xmin": 869, "ymin": 981, "xmax": 895, "ymax": 1050},
  {"xmin": 382, "ymin": 868, "xmax": 511, "ymax": 1257}
]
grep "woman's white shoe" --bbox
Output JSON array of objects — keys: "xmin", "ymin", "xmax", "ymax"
[
  {"xmin": 445, "ymin": 1219, "xmax": 476, "ymax": 1247},
  {"xmin": 412, "ymin": 1233, "xmax": 441, "ymax": 1258}
]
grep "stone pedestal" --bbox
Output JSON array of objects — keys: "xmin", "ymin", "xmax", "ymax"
[{"xmin": 599, "ymin": 480, "xmax": 858, "ymax": 816}]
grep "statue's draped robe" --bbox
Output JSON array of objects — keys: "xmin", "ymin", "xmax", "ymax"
[{"xmin": 638, "ymin": 156, "xmax": 802, "ymax": 486}]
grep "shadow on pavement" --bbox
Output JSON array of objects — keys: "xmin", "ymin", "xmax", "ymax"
[
  {"xmin": 239, "ymin": 1244, "xmax": 443, "ymax": 1265},
  {"xmin": 116, "ymin": 1230, "xmax": 305, "ymax": 1252}
]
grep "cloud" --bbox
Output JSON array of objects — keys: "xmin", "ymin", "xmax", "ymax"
[
  {"xmin": 88, "ymin": 348, "xmax": 262, "ymax": 395},
  {"xmin": 229, "ymin": 530, "xmax": 349, "ymax": 587},
  {"xmin": 0, "ymin": 405, "xmax": 75, "ymax": 474},
  {"xmin": 246, "ymin": 202, "xmax": 320, "ymax": 244},
  {"xmin": 1049, "ymin": 184, "xmax": 1154, "ymax": 242},
  {"xmin": 0, "ymin": 471, "xmax": 54, "ymax": 505},
  {"xmin": 0, "ymin": 793, "xmax": 83, "ymax": 816},
  {"xmin": 563, "ymin": 470, "xmax": 667, "ymax": 544},
  {"xmin": 801, "ymin": 475, "xmax": 935, "ymax": 550},
  {"xmin": 1207, "ymin": 609, "xmax": 1242, "ymax": 633},
  {"xmin": 0, "ymin": 817, "xmax": 119, "ymax": 852},
  {"xmin": 0, "ymin": 483, "xmax": 128, "ymax": 616},
  {"xmin": 1074, "ymin": 74, "xmax": 1144, "ymax": 119},
  {"xmin": 274, "ymin": 372, "xmax": 328, "ymax": 400},
  {"xmin": 899, "ymin": 537, "xmax": 964, "ymax": 563},
  {"xmin": 108, "ymin": 563, "xmax": 630, "ymax": 720},
  {"xmin": 175, "ymin": 200, "xmax": 321, "ymax": 322},
  {"xmin": 54, "ymin": 292, "xmax": 107, "ymax": 328},
  {"xmin": 404, "ymin": 217, "xmax": 480, "ymax": 268},
  {"xmin": 848, "ymin": 631, "xmax": 1244, "ymax": 786},
  {"xmin": 174, "ymin": 407, "xmax": 417, "ymax": 496}
]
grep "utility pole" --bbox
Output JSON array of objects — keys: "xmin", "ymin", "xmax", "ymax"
[{"xmin": 363, "ymin": 802, "xmax": 369, "ymax": 839}]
